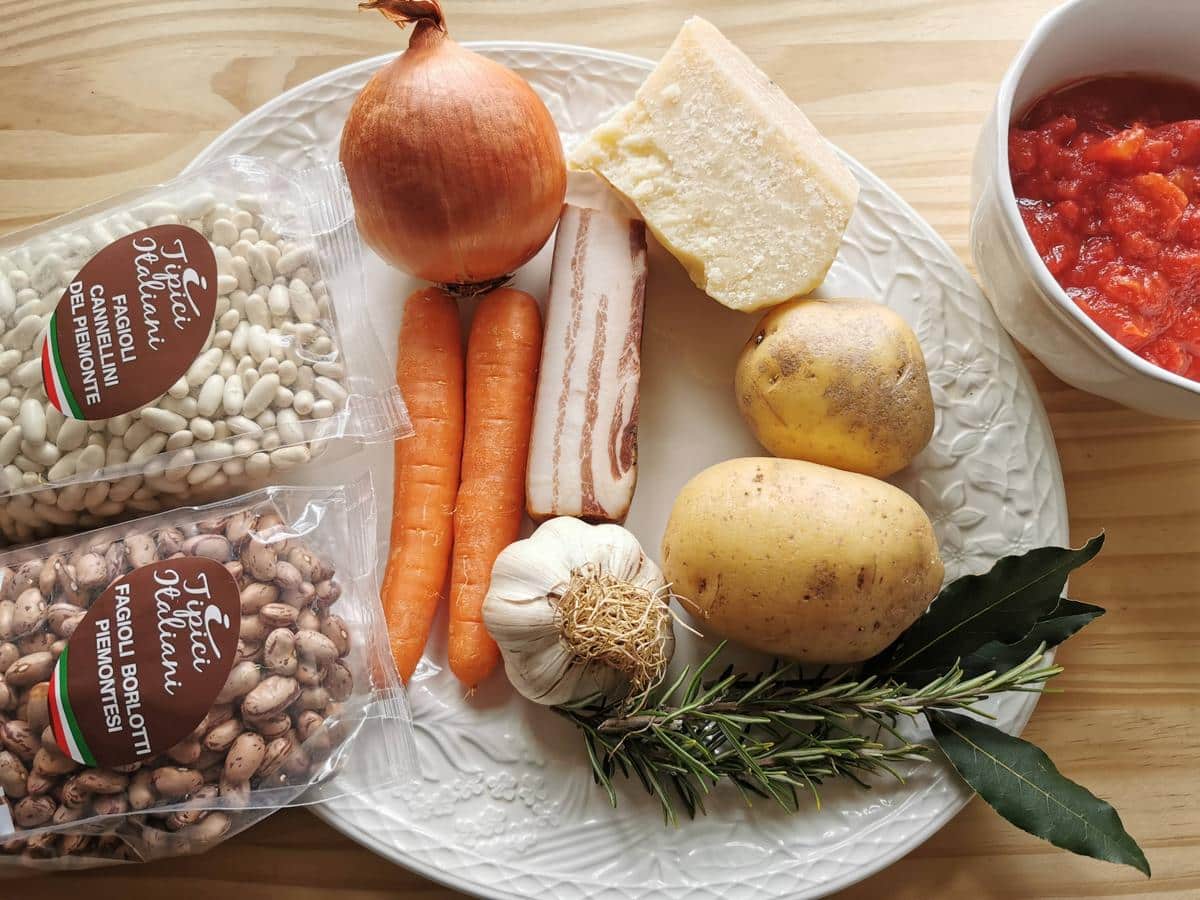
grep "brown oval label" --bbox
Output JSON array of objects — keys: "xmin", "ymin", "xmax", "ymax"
[
  {"xmin": 48, "ymin": 557, "xmax": 240, "ymax": 768},
  {"xmin": 42, "ymin": 225, "xmax": 217, "ymax": 420}
]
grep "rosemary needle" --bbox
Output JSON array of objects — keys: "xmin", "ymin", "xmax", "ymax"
[{"xmin": 555, "ymin": 643, "xmax": 1057, "ymax": 823}]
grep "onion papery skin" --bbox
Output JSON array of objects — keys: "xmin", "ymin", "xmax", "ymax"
[{"xmin": 340, "ymin": 7, "xmax": 567, "ymax": 286}]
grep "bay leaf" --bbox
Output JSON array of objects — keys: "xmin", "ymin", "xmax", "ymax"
[
  {"xmin": 960, "ymin": 599, "xmax": 1104, "ymax": 677},
  {"xmin": 872, "ymin": 534, "xmax": 1104, "ymax": 681},
  {"xmin": 929, "ymin": 710, "xmax": 1149, "ymax": 875}
]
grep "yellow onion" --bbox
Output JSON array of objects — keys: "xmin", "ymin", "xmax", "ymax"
[{"xmin": 340, "ymin": 0, "xmax": 567, "ymax": 288}]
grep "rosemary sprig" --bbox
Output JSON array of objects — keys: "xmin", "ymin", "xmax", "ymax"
[{"xmin": 555, "ymin": 642, "xmax": 1060, "ymax": 825}]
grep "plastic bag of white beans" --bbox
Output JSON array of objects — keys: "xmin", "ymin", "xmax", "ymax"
[
  {"xmin": 0, "ymin": 156, "xmax": 411, "ymax": 545},
  {"xmin": 0, "ymin": 476, "xmax": 416, "ymax": 872}
]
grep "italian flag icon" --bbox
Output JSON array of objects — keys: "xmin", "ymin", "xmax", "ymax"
[
  {"xmin": 48, "ymin": 647, "xmax": 98, "ymax": 767},
  {"xmin": 41, "ymin": 312, "xmax": 85, "ymax": 420}
]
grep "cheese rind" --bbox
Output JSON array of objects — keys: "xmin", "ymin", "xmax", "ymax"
[{"xmin": 570, "ymin": 17, "xmax": 859, "ymax": 312}]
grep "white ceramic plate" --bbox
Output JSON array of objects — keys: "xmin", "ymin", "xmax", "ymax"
[{"xmin": 190, "ymin": 42, "xmax": 1068, "ymax": 900}]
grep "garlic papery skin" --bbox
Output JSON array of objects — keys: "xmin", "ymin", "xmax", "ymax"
[{"xmin": 483, "ymin": 517, "xmax": 674, "ymax": 706}]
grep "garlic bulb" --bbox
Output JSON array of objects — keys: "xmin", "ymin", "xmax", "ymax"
[{"xmin": 483, "ymin": 517, "xmax": 675, "ymax": 706}]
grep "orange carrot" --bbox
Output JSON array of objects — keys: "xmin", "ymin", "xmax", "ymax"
[
  {"xmin": 449, "ymin": 288, "xmax": 543, "ymax": 688},
  {"xmin": 382, "ymin": 287, "xmax": 465, "ymax": 681}
]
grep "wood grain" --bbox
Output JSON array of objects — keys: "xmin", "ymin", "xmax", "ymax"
[{"xmin": 2, "ymin": 0, "xmax": 1198, "ymax": 897}]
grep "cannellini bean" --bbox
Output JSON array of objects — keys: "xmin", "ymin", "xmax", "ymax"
[
  {"xmin": 0, "ymin": 427, "xmax": 23, "ymax": 466},
  {"xmin": 313, "ymin": 377, "xmax": 348, "ymax": 406},
  {"xmin": 13, "ymin": 298, "xmax": 48, "ymax": 321},
  {"xmin": 189, "ymin": 417, "xmax": 216, "ymax": 442},
  {"xmin": 122, "ymin": 421, "xmax": 152, "ymax": 452},
  {"xmin": 246, "ymin": 245, "xmax": 272, "ymax": 285},
  {"xmin": 231, "ymin": 256, "xmax": 252, "ymax": 292},
  {"xmin": 141, "ymin": 407, "xmax": 188, "ymax": 434},
  {"xmin": 194, "ymin": 440, "xmax": 233, "ymax": 462},
  {"xmin": 245, "ymin": 452, "xmax": 270, "ymax": 479},
  {"xmin": 107, "ymin": 413, "xmax": 132, "ymax": 436},
  {"xmin": 177, "ymin": 395, "xmax": 198, "ymax": 419},
  {"xmin": 225, "ymin": 415, "xmax": 261, "ymax": 436},
  {"xmin": 12, "ymin": 358, "xmax": 41, "ymax": 388},
  {"xmin": 211, "ymin": 218, "xmax": 238, "ymax": 246},
  {"xmin": 18, "ymin": 399, "xmax": 46, "ymax": 444},
  {"xmin": 46, "ymin": 450, "xmax": 80, "ymax": 482},
  {"xmin": 76, "ymin": 443, "xmax": 105, "ymax": 475},
  {"xmin": 9, "ymin": 315, "xmax": 45, "ymax": 351},
  {"xmin": 196, "ymin": 374, "xmax": 225, "ymax": 417},
  {"xmin": 292, "ymin": 390, "xmax": 315, "ymax": 416},
  {"xmin": 31, "ymin": 254, "xmax": 64, "ymax": 293},
  {"xmin": 165, "ymin": 430, "xmax": 194, "ymax": 451},
  {"xmin": 242, "ymin": 374, "xmax": 279, "ymax": 419},
  {"xmin": 276, "ymin": 409, "xmax": 303, "ymax": 445},
  {"xmin": 270, "ymin": 446, "xmax": 310, "ymax": 469},
  {"xmin": 186, "ymin": 348, "xmax": 224, "ymax": 387},
  {"xmin": 229, "ymin": 321, "xmax": 249, "ymax": 358},
  {"xmin": 44, "ymin": 405, "xmax": 63, "ymax": 442},
  {"xmin": 222, "ymin": 377, "xmax": 244, "ymax": 416},
  {"xmin": 167, "ymin": 377, "xmax": 190, "ymax": 399},
  {"xmin": 245, "ymin": 292, "xmax": 270, "ymax": 328},
  {"xmin": 128, "ymin": 433, "xmax": 168, "ymax": 465},
  {"xmin": 186, "ymin": 461, "xmax": 221, "ymax": 485},
  {"xmin": 267, "ymin": 283, "xmax": 290, "ymax": 317},
  {"xmin": 276, "ymin": 248, "xmax": 307, "ymax": 275},
  {"xmin": 276, "ymin": 359, "xmax": 298, "ymax": 387},
  {"xmin": 104, "ymin": 442, "xmax": 129, "ymax": 468},
  {"xmin": 290, "ymin": 285, "xmax": 320, "ymax": 324},
  {"xmin": 55, "ymin": 418, "xmax": 86, "ymax": 453},
  {"xmin": 21, "ymin": 441, "xmax": 59, "ymax": 467},
  {"xmin": 247, "ymin": 326, "xmax": 271, "ymax": 364},
  {"xmin": 231, "ymin": 436, "xmax": 258, "ymax": 458}
]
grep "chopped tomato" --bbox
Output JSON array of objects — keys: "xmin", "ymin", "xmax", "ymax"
[{"xmin": 1011, "ymin": 76, "xmax": 1200, "ymax": 380}]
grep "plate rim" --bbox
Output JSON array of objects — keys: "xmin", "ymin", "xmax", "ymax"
[{"xmin": 189, "ymin": 39, "xmax": 1068, "ymax": 900}]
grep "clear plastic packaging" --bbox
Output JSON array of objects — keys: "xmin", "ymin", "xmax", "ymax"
[
  {"xmin": 0, "ymin": 156, "xmax": 410, "ymax": 543},
  {"xmin": 0, "ymin": 477, "xmax": 415, "ymax": 871}
]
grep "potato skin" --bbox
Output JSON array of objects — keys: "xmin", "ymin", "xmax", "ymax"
[
  {"xmin": 661, "ymin": 458, "xmax": 944, "ymax": 663},
  {"xmin": 735, "ymin": 299, "xmax": 934, "ymax": 478}
]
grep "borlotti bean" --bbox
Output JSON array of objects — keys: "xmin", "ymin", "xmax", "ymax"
[
  {"xmin": 0, "ymin": 479, "xmax": 414, "ymax": 871},
  {"xmin": 0, "ymin": 157, "xmax": 410, "ymax": 544}
]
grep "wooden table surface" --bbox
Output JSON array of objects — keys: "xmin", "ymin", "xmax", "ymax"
[{"xmin": 2, "ymin": 0, "xmax": 1198, "ymax": 897}]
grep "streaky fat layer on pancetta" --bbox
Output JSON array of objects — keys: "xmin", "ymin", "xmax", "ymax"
[{"xmin": 526, "ymin": 203, "xmax": 647, "ymax": 524}]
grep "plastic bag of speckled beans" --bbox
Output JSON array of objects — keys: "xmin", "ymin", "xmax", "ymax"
[
  {"xmin": 0, "ymin": 156, "xmax": 410, "ymax": 544},
  {"xmin": 0, "ymin": 477, "xmax": 415, "ymax": 872}
]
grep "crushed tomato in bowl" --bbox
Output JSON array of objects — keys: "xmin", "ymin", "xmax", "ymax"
[{"xmin": 1009, "ymin": 76, "xmax": 1200, "ymax": 381}]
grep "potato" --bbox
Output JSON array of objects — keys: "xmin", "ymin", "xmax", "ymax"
[
  {"xmin": 734, "ymin": 299, "xmax": 934, "ymax": 478},
  {"xmin": 661, "ymin": 458, "xmax": 943, "ymax": 663}
]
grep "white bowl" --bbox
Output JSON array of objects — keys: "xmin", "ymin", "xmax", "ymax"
[{"xmin": 970, "ymin": 0, "xmax": 1200, "ymax": 418}]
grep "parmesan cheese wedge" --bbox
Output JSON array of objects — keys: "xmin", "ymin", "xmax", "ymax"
[{"xmin": 570, "ymin": 17, "xmax": 859, "ymax": 312}]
